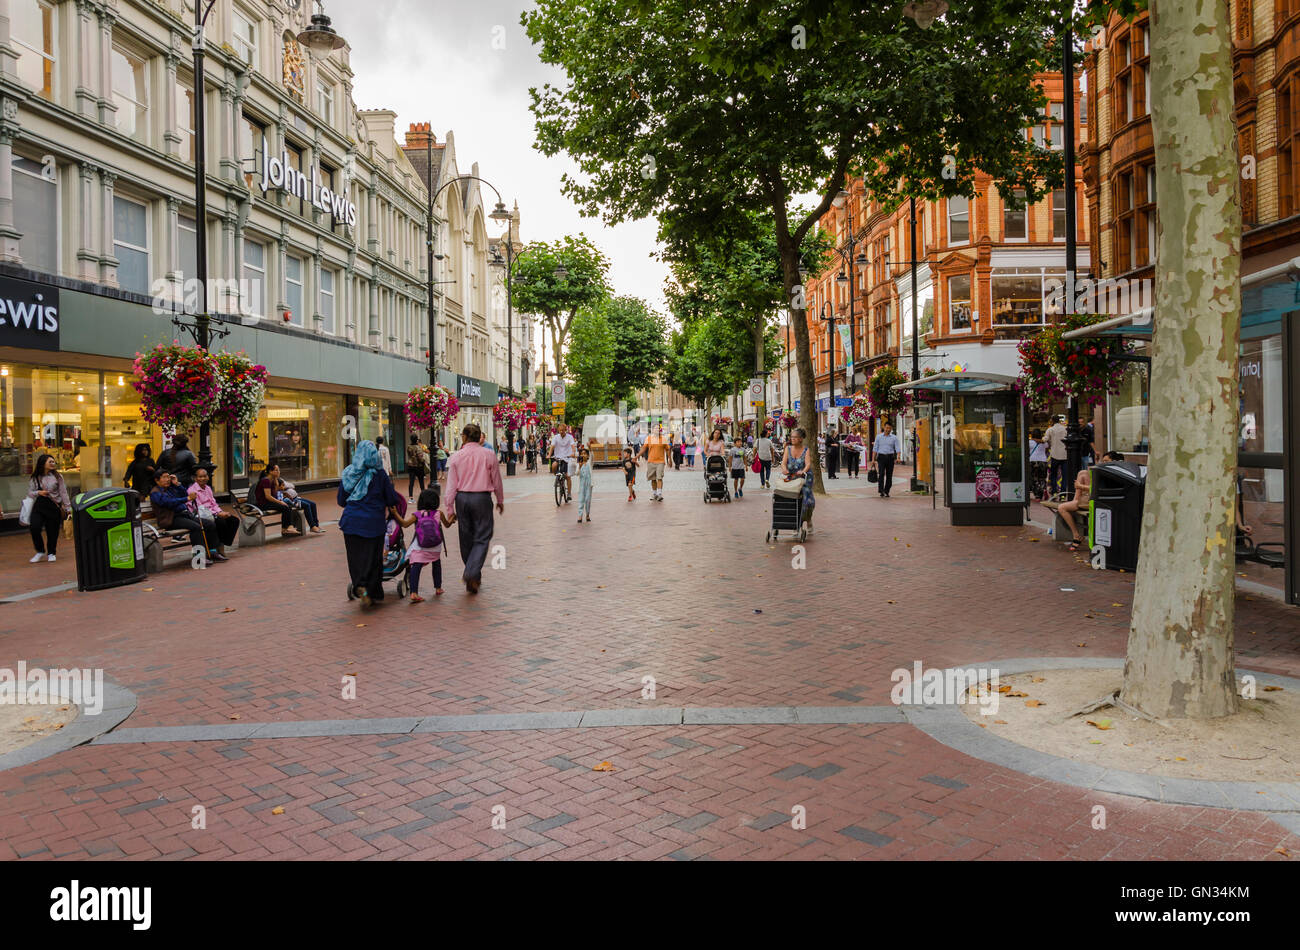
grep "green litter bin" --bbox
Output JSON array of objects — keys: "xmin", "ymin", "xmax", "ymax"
[{"xmin": 72, "ymin": 488, "xmax": 146, "ymax": 592}]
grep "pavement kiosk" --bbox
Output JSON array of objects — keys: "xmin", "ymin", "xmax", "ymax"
[{"xmin": 892, "ymin": 371, "xmax": 1027, "ymax": 526}]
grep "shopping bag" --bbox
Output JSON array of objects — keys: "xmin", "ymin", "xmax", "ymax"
[
  {"xmin": 62, "ymin": 517, "xmax": 74, "ymax": 540},
  {"xmin": 19, "ymin": 497, "xmax": 34, "ymax": 526},
  {"xmin": 867, "ymin": 467, "xmax": 879, "ymax": 484},
  {"xmin": 751, "ymin": 457, "xmax": 761, "ymax": 474}
]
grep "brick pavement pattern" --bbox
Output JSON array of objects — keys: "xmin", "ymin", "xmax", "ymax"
[{"xmin": 0, "ymin": 465, "xmax": 1297, "ymax": 859}]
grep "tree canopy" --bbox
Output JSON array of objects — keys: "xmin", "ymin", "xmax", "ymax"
[{"xmin": 510, "ymin": 233, "xmax": 611, "ymax": 375}]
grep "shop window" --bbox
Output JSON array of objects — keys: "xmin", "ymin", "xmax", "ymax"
[
  {"xmin": 320, "ymin": 268, "xmax": 336, "ymax": 334},
  {"xmin": 948, "ymin": 273, "xmax": 973, "ymax": 331},
  {"xmin": 991, "ymin": 269, "xmax": 1060, "ymax": 326},
  {"xmin": 1003, "ymin": 188, "xmax": 1027, "ymax": 241},
  {"xmin": 111, "ymin": 43, "xmax": 148, "ymax": 143},
  {"xmin": 248, "ymin": 388, "xmax": 346, "ymax": 483},
  {"xmin": 11, "ymin": 0, "xmax": 55, "ymax": 101},
  {"xmin": 232, "ymin": 8, "xmax": 258, "ymax": 68},
  {"xmin": 13, "ymin": 156, "xmax": 57, "ymax": 274},
  {"xmin": 286, "ymin": 254, "xmax": 304, "ymax": 325},
  {"xmin": 242, "ymin": 239, "xmax": 266, "ymax": 316},
  {"xmin": 112, "ymin": 195, "xmax": 149, "ymax": 294},
  {"xmin": 948, "ymin": 196, "xmax": 969, "ymax": 245},
  {"xmin": 175, "ymin": 78, "xmax": 196, "ymax": 162}
]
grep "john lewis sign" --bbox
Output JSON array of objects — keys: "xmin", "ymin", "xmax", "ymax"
[
  {"xmin": 260, "ymin": 136, "xmax": 358, "ymax": 227},
  {"xmin": 0, "ymin": 275, "xmax": 59, "ymax": 351}
]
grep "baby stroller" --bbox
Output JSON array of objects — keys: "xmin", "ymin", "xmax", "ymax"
[
  {"xmin": 766, "ymin": 472, "xmax": 809, "ymax": 542},
  {"xmin": 346, "ymin": 494, "xmax": 410, "ymax": 600},
  {"xmin": 703, "ymin": 454, "xmax": 731, "ymax": 503}
]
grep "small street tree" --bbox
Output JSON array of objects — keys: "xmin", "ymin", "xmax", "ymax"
[
  {"xmin": 565, "ymin": 304, "xmax": 617, "ymax": 424},
  {"xmin": 598, "ymin": 296, "xmax": 671, "ymax": 405},
  {"xmin": 510, "ymin": 234, "xmax": 611, "ymax": 376}
]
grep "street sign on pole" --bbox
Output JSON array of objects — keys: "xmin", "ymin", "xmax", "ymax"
[
  {"xmin": 747, "ymin": 378, "xmax": 764, "ymax": 406},
  {"xmin": 550, "ymin": 379, "xmax": 567, "ymax": 414}
]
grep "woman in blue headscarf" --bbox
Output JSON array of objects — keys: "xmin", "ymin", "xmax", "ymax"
[{"xmin": 337, "ymin": 440, "xmax": 401, "ymax": 607}]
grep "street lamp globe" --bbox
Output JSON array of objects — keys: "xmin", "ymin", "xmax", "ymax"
[
  {"xmin": 490, "ymin": 201, "xmax": 512, "ymax": 223},
  {"xmin": 553, "ymin": 263, "xmax": 569, "ymax": 280},
  {"xmin": 836, "ymin": 271, "xmax": 849, "ymax": 288},
  {"xmin": 297, "ymin": 7, "xmax": 346, "ymax": 55},
  {"xmin": 902, "ymin": 0, "xmax": 948, "ymax": 30},
  {"xmin": 832, "ymin": 189, "xmax": 851, "ymax": 208}
]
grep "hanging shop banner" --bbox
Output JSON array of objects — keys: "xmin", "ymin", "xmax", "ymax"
[
  {"xmin": 837, "ymin": 324, "xmax": 854, "ymax": 378},
  {"xmin": 0, "ymin": 275, "xmax": 60, "ymax": 351}
]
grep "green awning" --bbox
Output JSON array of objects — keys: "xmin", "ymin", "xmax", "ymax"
[{"xmin": 891, "ymin": 370, "xmax": 1019, "ymax": 394}]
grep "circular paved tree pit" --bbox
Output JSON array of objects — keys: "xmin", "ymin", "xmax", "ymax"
[
  {"xmin": 905, "ymin": 658, "xmax": 1300, "ymax": 812},
  {"xmin": 0, "ymin": 703, "xmax": 79, "ymax": 757},
  {"xmin": 960, "ymin": 668, "xmax": 1300, "ymax": 783}
]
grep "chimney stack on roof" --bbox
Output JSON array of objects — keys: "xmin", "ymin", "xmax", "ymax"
[{"xmin": 404, "ymin": 122, "xmax": 437, "ymax": 150}]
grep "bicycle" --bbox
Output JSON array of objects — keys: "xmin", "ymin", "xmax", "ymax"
[{"xmin": 552, "ymin": 458, "xmax": 572, "ymax": 506}]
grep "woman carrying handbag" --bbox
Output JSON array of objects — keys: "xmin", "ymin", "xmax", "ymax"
[{"xmin": 24, "ymin": 453, "xmax": 72, "ymax": 563}]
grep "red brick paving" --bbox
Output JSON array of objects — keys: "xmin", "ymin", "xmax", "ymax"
[{"xmin": 0, "ymin": 465, "xmax": 1297, "ymax": 859}]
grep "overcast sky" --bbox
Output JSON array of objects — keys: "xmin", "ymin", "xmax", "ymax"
[{"xmin": 342, "ymin": 0, "xmax": 669, "ymax": 324}]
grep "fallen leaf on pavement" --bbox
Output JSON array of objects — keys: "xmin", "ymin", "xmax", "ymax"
[
  {"xmin": 1007, "ymin": 691, "xmax": 1028, "ymax": 698},
  {"xmin": 1111, "ymin": 603, "xmax": 1123, "ymax": 607},
  {"xmin": 355, "ymin": 623, "xmax": 366, "ymax": 628},
  {"xmin": 1264, "ymin": 686, "xmax": 1284, "ymax": 692},
  {"xmin": 592, "ymin": 761, "xmax": 617, "ymax": 772},
  {"xmin": 1025, "ymin": 700, "xmax": 1045, "ymax": 707},
  {"xmin": 271, "ymin": 806, "xmax": 285, "ymax": 815},
  {"xmin": 221, "ymin": 607, "xmax": 236, "ymax": 613},
  {"xmin": 994, "ymin": 719, "xmax": 1008, "ymax": 725},
  {"xmin": 228, "ymin": 714, "xmax": 241, "ymax": 720},
  {"xmin": 343, "ymin": 672, "xmax": 356, "ymax": 677},
  {"xmin": 1086, "ymin": 718, "xmax": 1113, "ymax": 730},
  {"xmin": 1076, "ymin": 642, "xmax": 1087, "ymax": 647},
  {"xmin": 997, "ymin": 685, "xmax": 1012, "ymax": 694},
  {"xmin": 1174, "ymin": 756, "xmax": 1187, "ymax": 762},
  {"xmin": 887, "ymin": 600, "xmax": 896, "ymax": 604},
  {"xmin": 22, "ymin": 717, "xmax": 35, "ymax": 724},
  {"xmin": 1032, "ymin": 677, "xmax": 1045, "ymax": 683},
  {"xmin": 1275, "ymin": 847, "xmax": 1291, "ymax": 856},
  {"xmin": 1089, "ymin": 740, "xmax": 1102, "ymax": 744},
  {"xmin": 977, "ymin": 722, "xmax": 986, "ymax": 728},
  {"xmin": 143, "ymin": 588, "xmax": 154, "ymax": 591}
]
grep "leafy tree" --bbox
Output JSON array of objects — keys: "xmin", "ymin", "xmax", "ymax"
[
  {"xmin": 595, "ymin": 296, "xmax": 670, "ymax": 405},
  {"xmin": 564, "ymin": 305, "xmax": 616, "ymax": 424},
  {"xmin": 509, "ymin": 234, "xmax": 611, "ymax": 376},
  {"xmin": 524, "ymin": 0, "xmax": 1065, "ymax": 492}
]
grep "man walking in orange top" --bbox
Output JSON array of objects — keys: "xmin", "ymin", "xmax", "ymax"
[
  {"xmin": 440, "ymin": 422, "xmax": 505, "ymax": 594},
  {"xmin": 638, "ymin": 423, "xmax": 671, "ymax": 502}
]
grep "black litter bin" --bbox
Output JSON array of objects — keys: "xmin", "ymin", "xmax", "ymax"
[
  {"xmin": 1089, "ymin": 461, "xmax": 1146, "ymax": 571},
  {"xmin": 72, "ymin": 488, "xmax": 146, "ymax": 592}
]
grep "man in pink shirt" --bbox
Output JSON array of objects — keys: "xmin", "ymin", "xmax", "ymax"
[{"xmin": 441, "ymin": 422, "xmax": 505, "ymax": 594}]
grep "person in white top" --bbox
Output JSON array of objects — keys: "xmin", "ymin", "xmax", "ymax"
[
  {"xmin": 754, "ymin": 433, "xmax": 775, "ymax": 487},
  {"xmin": 376, "ymin": 436, "xmax": 392, "ymax": 474},
  {"xmin": 548, "ymin": 423, "xmax": 577, "ymax": 499}
]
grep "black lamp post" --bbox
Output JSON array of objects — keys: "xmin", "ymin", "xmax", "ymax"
[
  {"xmin": 1061, "ymin": 21, "xmax": 1084, "ymax": 495},
  {"xmin": 831, "ymin": 189, "xmax": 868, "ymax": 394},
  {"xmin": 184, "ymin": 0, "xmax": 344, "ymax": 475},
  {"xmin": 819, "ymin": 300, "xmax": 836, "ymax": 441},
  {"xmin": 489, "ymin": 203, "xmax": 517, "ymax": 474}
]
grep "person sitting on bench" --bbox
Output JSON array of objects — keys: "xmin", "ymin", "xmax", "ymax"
[
  {"xmin": 1059, "ymin": 451, "xmax": 1124, "ymax": 551},
  {"xmin": 150, "ymin": 469, "xmax": 221, "ymax": 559},
  {"xmin": 253, "ymin": 464, "xmax": 301, "ymax": 535}
]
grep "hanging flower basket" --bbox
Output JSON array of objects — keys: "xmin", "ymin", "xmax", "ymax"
[
  {"xmin": 866, "ymin": 365, "xmax": 911, "ymax": 418},
  {"xmin": 405, "ymin": 384, "xmax": 459, "ymax": 430},
  {"xmin": 212, "ymin": 351, "xmax": 268, "ymax": 430},
  {"xmin": 131, "ymin": 342, "xmax": 222, "ymax": 433},
  {"xmin": 781, "ymin": 412, "xmax": 798, "ymax": 429},
  {"xmin": 843, "ymin": 392, "xmax": 873, "ymax": 425},
  {"xmin": 1017, "ymin": 314, "xmax": 1131, "ymax": 409},
  {"xmin": 711, "ymin": 415, "xmax": 733, "ymax": 428},
  {"xmin": 740, "ymin": 419, "xmax": 754, "ymax": 437},
  {"xmin": 493, "ymin": 397, "xmax": 527, "ymax": 429}
]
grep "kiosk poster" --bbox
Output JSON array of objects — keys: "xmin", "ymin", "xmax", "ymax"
[{"xmin": 974, "ymin": 461, "xmax": 1001, "ymax": 503}]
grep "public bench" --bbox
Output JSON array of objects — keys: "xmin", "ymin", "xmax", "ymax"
[
  {"xmin": 1235, "ymin": 532, "xmax": 1285, "ymax": 569},
  {"xmin": 139, "ymin": 502, "xmax": 201, "ymax": 574},
  {"xmin": 232, "ymin": 498, "xmax": 305, "ymax": 547},
  {"xmin": 1042, "ymin": 494, "xmax": 1087, "ymax": 542}
]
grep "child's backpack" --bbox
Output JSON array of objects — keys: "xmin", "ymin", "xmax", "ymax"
[{"xmin": 414, "ymin": 509, "xmax": 443, "ymax": 549}]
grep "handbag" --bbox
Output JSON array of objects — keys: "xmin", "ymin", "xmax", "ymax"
[
  {"xmin": 867, "ymin": 467, "xmax": 879, "ymax": 484},
  {"xmin": 156, "ymin": 503, "xmax": 175, "ymax": 528},
  {"xmin": 751, "ymin": 457, "xmax": 761, "ymax": 474},
  {"xmin": 19, "ymin": 496, "xmax": 34, "ymax": 526},
  {"xmin": 195, "ymin": 503, "xmax": 215, "ymax": 525}
]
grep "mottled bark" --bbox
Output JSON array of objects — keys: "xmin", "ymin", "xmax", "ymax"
[
  {"xmin": 779, "ymin": 238, "xmax": 825, "ymax": 494},
  {"xmin": 1122, "ymin": 0, "xmax": 1240, "ymax": 718}
]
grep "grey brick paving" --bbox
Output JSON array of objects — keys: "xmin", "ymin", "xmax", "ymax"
[{"xmin": 840, "ymin": 825, "xmax": 895, "ymax": 847}]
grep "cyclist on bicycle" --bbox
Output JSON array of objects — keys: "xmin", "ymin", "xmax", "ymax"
[{"xmin": 548, "ymin": 423, "xmax": 577, "ymax": 502}]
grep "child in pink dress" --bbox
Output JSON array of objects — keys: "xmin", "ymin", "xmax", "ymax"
[{"xmin": 394, "ymin": 487, "xmax": 455, "ymax": 603}]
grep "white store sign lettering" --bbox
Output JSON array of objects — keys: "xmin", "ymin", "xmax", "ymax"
[{"xmin": 260, "ymin": 136, "xmax": 358, "ymax": 227}]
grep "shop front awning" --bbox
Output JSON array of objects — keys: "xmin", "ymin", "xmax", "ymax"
[
  {"xmin": 1061, "ymin": 256, "xmax": 1300, "ymax": 341},
  {"xmin": 891, "ymin": 370, "xmax": 1019, "ymax": 394}
]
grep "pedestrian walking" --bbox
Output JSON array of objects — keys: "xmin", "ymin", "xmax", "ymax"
[
  {"xmin": 23, "ymin": 453, "xmax": 71, "ymax": 563},
  {"xmin": 871, "ymin": 422, "xmax": 901, "ymax": 497},
  {"xmin": 622, "ymin": 447, "xmax": 638, "ymax": 501},
  {"xmin": 826, "ymin": 426, "xmax": 842, "ymax": 479},
  {"xmin": 337, "ymin": 440, "xmax": 402, "ymax": 608},
  {"xmin": 779, "ymin": 428, "xmax": 815, "ymax": 527},
  {"xmin": 639, "ymin": 424, "xmax": 670, "ymax": 501},
  {"xmin": 441, "ymin": 423, "xmax": 505, "ymax": 594},
  {"xmin": 843, "ymin": 429, "xmax": 863, "ymax": 478},
  {"xmin": 575, "ymin": 447, "xmax": 594, "ymax": 522},
  {"xmin": 407, "ymin": 434, "xmax": 428, "ymax": 498},
  {"xmin": 157, "ymin": 433, "xmax": 199, "ymax": 487},
  {"xmin": 392, "ymin": 486, "xmax": 453, "ymax": 602},
  {"xmin": 1044, "ymin": 416, "xmax": 1068, "ymax": 495},
  {"xmin": 754, "ymin": 431, "xmax": 775, "ymax": 487},
  {"xmin": 729, "ymin": 438, "xmax": 747, "ymax": 498},
  {"xmin": 672, "ymin": 432, "xmax": 683, "ymax": 470},
  {"xmin": 435, "ymin": 440, "xmax": 448, "ymax": 479},
  {"xmin": 1028, "ymin": 428, "xmax": 1049, "ymax": 500},
  {"xmin": 686, "ymin": 431, "xmax": 698, "ymax": 469},
  {"xmin": 376, "ymin": 436, "xmax": 392, "ymax": 475}
]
